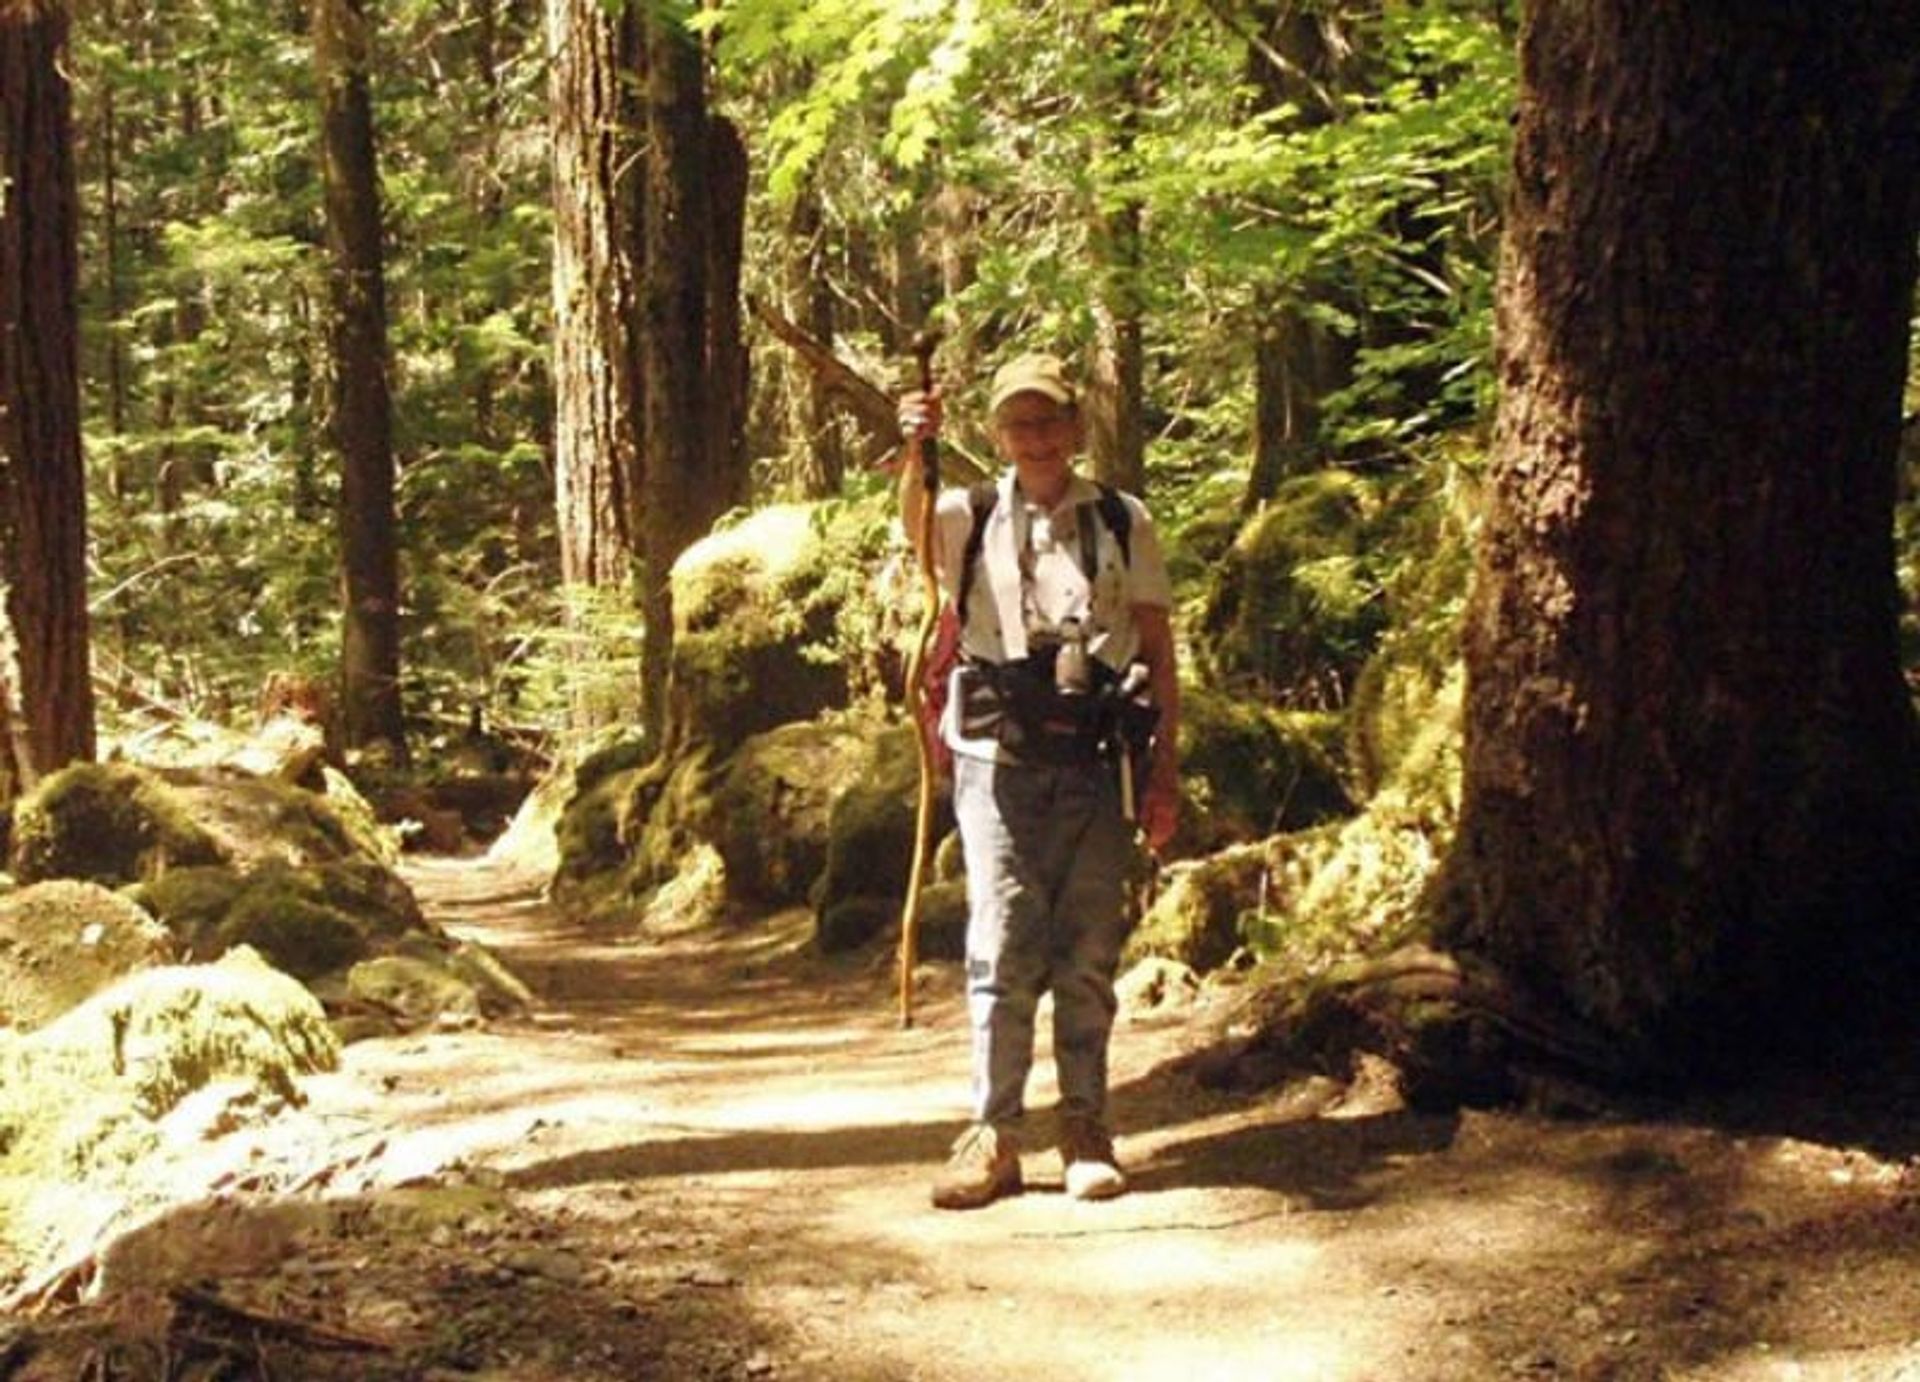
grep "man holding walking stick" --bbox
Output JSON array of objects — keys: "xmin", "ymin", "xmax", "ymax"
[{"xmin": 896, "ymin": 352, "xmax": 1180, "ymax": 1209}]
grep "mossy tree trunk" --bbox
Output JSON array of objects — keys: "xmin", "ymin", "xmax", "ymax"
[
  {"xmin": 1447, "ymin": 1, "xmax": 1920, "ymax": 1076},
  {"xmin": 316, "ymin": 0, "xmax": 407, "ymax": 763},
  {"xmin": 0, "ymin": 0, "xmax": 97, "ymax": 780},
  {"xmin": 546, "ymin": 0, "xmax": 642, "ymax": 730}
]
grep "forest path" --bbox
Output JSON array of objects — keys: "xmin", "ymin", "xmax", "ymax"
[{"xmin": 175, "ymin": 854, "xmax": 1920, "ymax": 1381}]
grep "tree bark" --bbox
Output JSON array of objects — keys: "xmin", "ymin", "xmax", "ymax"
[
  {"xmin": 786, "ymin": 180, "xmax": 843, "ymax": 499},
  {"xmin": 0, "ymin": 0, "xmax": 98, "ymax": 780},
  {"xmin": 545, "ymin": 0, "xmax": 642, "ymax": 731},
  {"xmin": 706, "ymin": 113, "xmax": 751, "ymax": 516},
  {"xmin": 1447, "ymin": 1, "xmax": 1920, "ymax": 1074},
  {"xmin": 546, "ymin": 0, "xmax": 639, "ymax": 595},
  {"xmin": 315, "ymin": 0, "xmax": 407, "ymax": 761},
  {"xmin": 636, "ymin": 8, "xmax": 712, "ymax": 748}
]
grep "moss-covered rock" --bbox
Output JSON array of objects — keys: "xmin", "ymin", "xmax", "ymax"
[
  {"xmin": 711, "ymin": 719, "xmax": 877, "ymax": 906},
  {"xmin": 123, "ymin": 866, "xmax": 247, "ymax": 960},
  {"xmin": 11, "ymin": 763, "xmax": 227, "ymax": 886},
  {"xmin": 1127, "ymin": 842, "xmax": 1270, "ymax": 972},
  {"xmin": 812, "ymin": 722, "xmax": 950, "ymax": 948},
  {"xmin": 165, "ymin": 768, "xmax": 393, "ymax": 871},
  {"xmin": 0, "ymin": 947, "xmax": 337, "ymax": 1276},
  {"xmin": 348, "ymin": 933, "xmax": 533, "ymax": 1029},
  {"xmin": 217, "ymin": 890, "xmax": 369, "ymax": 982},
  {"xmin": 0, "ymin": 881, "xmax": 176, "ymax": 1030},
  {"xmin": 669, "ymin": 506, "xmax": 856, "ymax": 757},
  {"xmin": 1175, "ymin": 687, "xmax": 1352, "ymax": 856},
  {"xmin": 0, "ymin": 946, "xmax": 337, "ymax": 1166},
  {"xmin": 1195, "ymin": 470, "xmax": 1390, "ymax": 704},
  {"xmin": 640, "ymin": 842, "xmax": 730, "ymax": 934},
  {"xmin": 132, "ymin": 856, "xmax": 425, "ymax": 981}
]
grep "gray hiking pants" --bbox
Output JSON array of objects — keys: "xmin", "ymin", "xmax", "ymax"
[{"xmin": 952, "ymin": 752, "xmax": 1135, "ymax": 1129}]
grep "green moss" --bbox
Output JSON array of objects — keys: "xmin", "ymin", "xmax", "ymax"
[
  {"xmin": 1196, "ymin": 470, "xmax": 1389, "ymax": 703},
  {"xmin": 128, "ymin": 866, "xmax": 250, "ymax": 958},
  {"xmin": 814, "ymin": 722, "xmax": 937, "ymax": 930},
  {"xmin": 217, "ymin": 890, "xmax": 369, "ymax": 981},
  {"xmin": 347, "ymin": 954, "xmax": 482, "ymax": 1026},
  {"xmin": 11, "ymin": 763, "xmax": 227, "ymax": 886},
  {"xmin": 711, "ymin": 719, "xmax": 875, "ymax": 906},
  {"xmin": 817, "ymin": 895, "xmax": 893, "ymax": 954},
  {"xmin": 555, "ymin": 763, "xmax": 646, "ymax": 886},
  {"xmin": 0, "ymin": 881, "xmax": 176, "ymax": 1030},
  {"xmin": 162, "ymin": 770, "xmax": 385, "ymax": 871},
  {"xmin": 0, "ymin": 946, "xmax": 336, "ymax": 1166},
  {"xmin": 640, "ymin": 842, "xmax": 730, "ymax": 934},
  {"xmin": 1127, "ymin": 843, "xmax": 1270, "ymax": 972},
  {"xmin": 1177, "ymin": 687, "xmax": 1352, "ymax": 855}
]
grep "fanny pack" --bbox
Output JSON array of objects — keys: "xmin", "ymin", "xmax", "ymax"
[{"xmin": 955, "ymin": 653, "xmax": 1158, "ymax": 768}]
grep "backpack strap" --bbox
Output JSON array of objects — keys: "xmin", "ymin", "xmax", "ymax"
[
  {"xmin": 955, "ymin": 480, "xmax": 1130, "ymax": 645},
  {"xmin": 1094, "ymin": 482, "xmax": 1133, "ymax": 568},
  {"xmin": 954, "ymin": 482, "xmax": 998, "ymax": 626}
]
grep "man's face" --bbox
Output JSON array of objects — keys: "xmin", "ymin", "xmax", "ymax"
[{"xmin": 992, "ymin": 392, "xmax": 1081, "ymax": 482}]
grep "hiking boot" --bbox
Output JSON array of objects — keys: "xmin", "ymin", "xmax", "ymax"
[
  {"xmin": 1060, "ymin": 1116, "xmax": 1127, "ymax": 1201},
  {"xmin": 931, "ymin": 1124, "xmax": 1022, "ymax": 1210}
]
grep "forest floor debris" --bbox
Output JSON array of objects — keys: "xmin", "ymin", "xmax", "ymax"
[{"xmin": 5, "ymin": 855, "xmax": 1920, "ymax": 1380}]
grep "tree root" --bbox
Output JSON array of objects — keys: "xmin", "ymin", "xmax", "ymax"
[{"xmin": 1192, "ymin": 943, "xmax": 1640, "ymax": 1112}]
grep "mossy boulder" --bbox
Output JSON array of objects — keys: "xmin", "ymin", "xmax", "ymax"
[
  {"xmin": 11, "ymin": 763, "xmax": 227, "ymax": 886},
  {"xmin": 217, "ymin": 890, "xmax": 369, "ymax": 982},
  {"xmin": 1127, "ymin": 842, "xmax": 1270, "ymax": 973},
  {"xmin": 812, "ymin": 722, "xmax": 954, "ymax": 951},
  {"xmin": 0, "ymin": 881, "xmax": 176, "ymax": 1031},
  {"xmin": 669, "ymin": 505, "xmax": 859, "ymax": 757},
  {"xmin": 1175, "ymin": 687, "xmax": 1352, "ymax": 857},
  {"xmin": 131, "ymin": 858, "xmax": 427, "ymax": 980},
  {"xmin": 710, "ymin": 718, "xmax": 879, "ymax": 906},
  {"xmin": 0, "ymin": 947, "xmax": 336, "ymax": 1169},
  {"xmin": 1195, "ymin": 469, "xmax": 1389, "ymax": 703},
  {"xmin": 0, "ymin": 947, "xmax": 337, "ymax": 1276},
  {"xmin": 165, "ymin": 767, "xmax": 396, "ymax": 870}
]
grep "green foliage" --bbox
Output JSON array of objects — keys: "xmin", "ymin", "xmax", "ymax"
[{"xmin": 74, "ymin": 0, "xmax": 555, "ymax": 734}]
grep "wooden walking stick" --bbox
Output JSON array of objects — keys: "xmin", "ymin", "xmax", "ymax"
[{"xmin": 897, "ymin": 331, "xmax": 942, "ymax": 1028}]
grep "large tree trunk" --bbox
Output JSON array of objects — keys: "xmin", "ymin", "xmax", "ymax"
[
  {"xmin": 706, "ymin": 113, "xmax": 750, "ymax": 517},
  {"xmin": 316, "ymin": 0, "xmax": 407, "ymax": 761},
  {"xmin": 545, "ymin": 0, "xmax": 641, "ymax": 728},
  {"xmin": 1447, "ymin": 3, "xmax": 1920, "ymax": 1075},
  {"xmin": 0, "ymin": 0, "xmax": 97, "ymax": 781},
  {"xmin": 636, "ymin": 9, "xmax": 711, "ymax": 748}
]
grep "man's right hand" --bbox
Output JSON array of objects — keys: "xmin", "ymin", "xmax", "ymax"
[{"xmin": 898, "ymin": 389, "xmax": 943, "ymax": 445}]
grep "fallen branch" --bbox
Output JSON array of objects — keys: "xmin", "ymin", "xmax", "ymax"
[{"xmin": 750, "ymin": 296, "xmax": 988, "ymax": 485}]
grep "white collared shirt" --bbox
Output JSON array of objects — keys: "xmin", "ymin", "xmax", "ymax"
[{"xmin": 929, "ymin": 470, "xmax": 1173, "ymax": 763}]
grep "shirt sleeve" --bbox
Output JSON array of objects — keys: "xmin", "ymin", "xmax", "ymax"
[
  {"xmin": 1120, "ymin": 494, "xmax": 1174, "ymax": 609},
  {"xmin": 928, "ymin": 486, "xmax": 975, "ymax": 601}
]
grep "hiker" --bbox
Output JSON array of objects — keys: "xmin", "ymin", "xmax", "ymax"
[{"xmin": 895, "ymin": 352, "xmax": 1181, "ymax": 1209}]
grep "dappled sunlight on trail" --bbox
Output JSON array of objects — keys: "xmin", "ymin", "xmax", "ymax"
[{"xmin": 247, "ymin": 855, "xmax": 1920, "ymax": 1382}]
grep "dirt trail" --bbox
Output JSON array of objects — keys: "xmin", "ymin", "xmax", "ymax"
[{"xmin": 43, "ymin": 855, "xmax": 1918, "ymax": 1381}]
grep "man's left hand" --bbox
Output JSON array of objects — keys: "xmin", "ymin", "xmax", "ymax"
[{"xmin": 1140, "ymin": 777, "xmax": 1178, "ymax": 854}]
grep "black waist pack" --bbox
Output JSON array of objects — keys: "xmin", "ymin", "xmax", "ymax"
[{"xmin": 955, "ymin": 654, "xmax": 1157, "ymax": 768}]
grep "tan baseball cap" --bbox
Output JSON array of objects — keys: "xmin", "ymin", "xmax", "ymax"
[{"xmin": 988, "ymin": 353, "xmax": 1076, "ymax": 415}]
